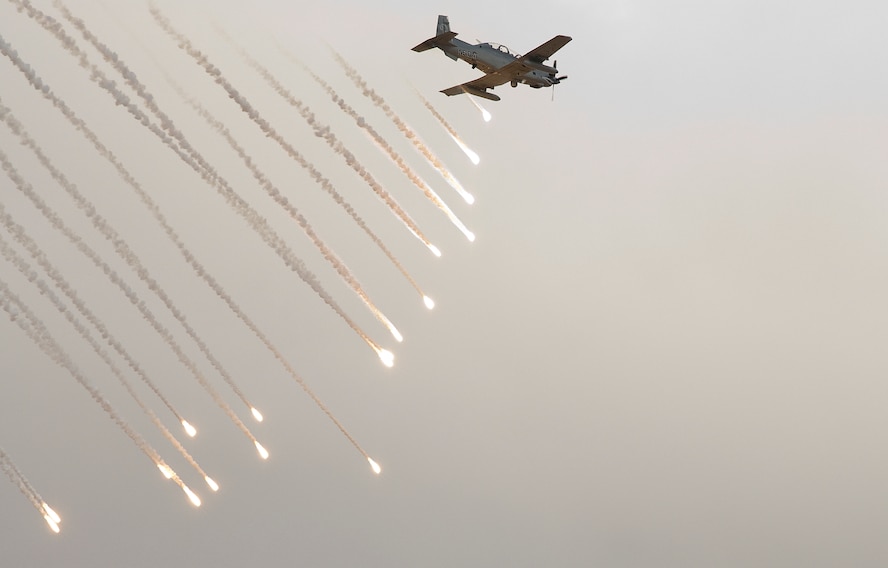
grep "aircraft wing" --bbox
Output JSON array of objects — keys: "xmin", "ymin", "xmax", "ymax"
[
  {"xmin": 440, "ymin": 55, "xmax": 552, "ymax": 100},
  {"xmin": 522, "ymin": 35, "xmax": 572, "ymax": 64},
  {"xmin": 468, "ymin": 35, "xmax": 573, "ymax": 81},
  {"xmin": 441, "ymin": 76, "xmax": 504, "ymax": 101}
]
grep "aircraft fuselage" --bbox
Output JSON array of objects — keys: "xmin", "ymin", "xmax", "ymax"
[{"xmin": 442, "ymin": 38, "xmax": 559, "ymax": 89}]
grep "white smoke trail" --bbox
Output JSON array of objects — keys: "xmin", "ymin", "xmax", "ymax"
[
  {"xmin": 0, "ymin": 448, "xmax": 60, "ymax": 533},
  {"xmin": 0, "ymin": 141, "xmax": 265, "ymax": 457},
  {"xmin": 414, "ymin": 89, "xmax": 482, "ymax": 170},
  {"xmin": 0, "ymin": 104, "xmax": 198, "ymax": 435},
  {"xmin": 0, "ymin": 36, "xmax": 377, "ymax": 462},
  {"xmin": 0, "ymin": 96, "xmax": 260, "ymax": 422},
  {"xmin": 4, "ymin": 4, "xmax": 389, "ymax": 363},
  {"xmin": 232, "ymin": 44, "xmax": 437, "ymax": 261},
  {"xmin": 291, "ymin": 52, "xmax": 474, "ymax": 242},
  {"xmin": 176, "ymin": 72, "xmax": 401, "ymax": 343},
  {"xmin": 130, "ymin": 86, "xmax": 389, "ymax": 459},
  {"xmin": 149, "ymin": 7, "xmax": 393, "ymax": 356},
  {"xmin": 0, "ymin": 449, "xmax": 42, "ymax": 510},
  {"xmin": 0, "ymin": 232, "xmax": 218, "ymax": 490},
  {"xmin": 171, "ymin": 62, "xmax": 430, "ymax": 317},
  {"xmin": 330, "ymin": 49, "xmax": 478, "ymax": 239},
  {"xmin": 0, "ymin": 281, "xmax": 201, "ymax": 507}
]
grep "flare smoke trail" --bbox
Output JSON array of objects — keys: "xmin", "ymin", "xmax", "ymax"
[
  {"xmin": 0, "ymin": 281, "xmax": 200, "ymax": 507},
  {"xmin": 52, "ymin": 1, "xmax": 402, "ymax": 346},
  {"xmin": 0, "ymin": 142, "xmax": 265, "ymax": 458},
  {"xmin": 190, "ymin": 89, "xmax": 428, "ymax": 316},
  {"xmin": 0, "ymin": 38, "xmax": 377, "ymax": 459},
  {"xmin": 0, "ymin": 448, "xmax": 41, "ymax": 509},
  {"xmin": 415, "ymin": 90, "xmax": 481, "ymax": 167},
  {"xmin": 0, "ymin": 97, "xmax": 260, "ymax": 423},
  {"xmin": 167, "ymin": 93, "xmax": 388, "ymax": 468},
  {"xmin": 162, "ymin": 62, "xmax": 436, "ymax": 312},
  {"xmin": 0, "ymin": 448, "xmax": 60, "ymax": 533},
  {"xmin": 3, "ymin": 4, "xmax": 388, "ymax": 363},
  {"xmin": 330, "ymin": 49, "xmax": 479, "ymax": 219},
  {"xmin": 297, "ymin": 53, "xmax": 474, "ymax": 241},
  {"xmin": 0, "ymin": 232, "xmax": 218, "ymax": 490},
  {"xmin": 149, "ymin": 3, "xmax": 394, "ymax": 350},
  {"xmin": 179, "ymin": 74, "xmax": 401, "ymax": 343},
  {"xmin": 0, "ymin": 103, "xmax": 196, "ymax": 435},
  {"xmin": 235, "ymin": 47, "xmax": 436, "ymax": 258}
]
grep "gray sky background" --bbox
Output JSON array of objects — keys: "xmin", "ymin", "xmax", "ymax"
[{"xmin": 1, "ymin": 0, "xmax": 887, "ymax": 566}]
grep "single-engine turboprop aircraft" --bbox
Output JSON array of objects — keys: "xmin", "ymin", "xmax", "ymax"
[{"xmin": 412, "ymin": 15, "xmax": 571, "ymax": 101}]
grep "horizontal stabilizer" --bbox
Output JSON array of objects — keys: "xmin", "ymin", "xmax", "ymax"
[{"xmin": 411, "ymin": 31, "xmax": 458, "ymax": 52}]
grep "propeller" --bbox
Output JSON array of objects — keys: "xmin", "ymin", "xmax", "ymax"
[{"xmin": 551, "ymin": 60, "xmax": 566, "ymax": 101}]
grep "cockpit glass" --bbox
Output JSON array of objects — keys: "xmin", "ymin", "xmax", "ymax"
[{"xmin": 483, "ymin": 42, "xmax": 521, "ymax": 57}]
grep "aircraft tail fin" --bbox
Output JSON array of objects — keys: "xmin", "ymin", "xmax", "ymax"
[
  {"xmin": 411, "ymin": 29, "xmax": 458, "ymax": 53},
  {"xmin": 411, "ymin": 15, "xmax": 456, "ymax": 52}
]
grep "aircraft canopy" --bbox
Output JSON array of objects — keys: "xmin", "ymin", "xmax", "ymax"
[{"xmin": 481, "ymin": 42, "xmax": 521, "ymax": 57}]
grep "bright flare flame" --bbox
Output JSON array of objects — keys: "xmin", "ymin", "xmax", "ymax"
[
  {"xmin": 468, "ymin": 95, "xmax": 492, "ymax": 122},
  {"xmin": 457, "ymin": 141, "xmax": 480, "ymax": 166},
  {"xmin": 430, "ymin": 244, "xmax": 442, "ymax": 258},
  {"xmin": 466, "ymin": 230, "xmax": 476, "ymax": 242},
  {"xmin": 42, "ymin": 503, "xmax": 61, "ymax": 524},
  {"xmin": 182, "ymin": 420, "xmax": 197, "ymax": 437},
  {"xmin": 183, "ymin": 485, "xmax": 201, "ymax": 507},
  {"xmin": 251, "ymin": 407, "xmax": 264, "ymax": 422},
  {"xmin": 255, "ymin": 441, "xmax": 269, "ymax": 460},
  {"xmin": 423, "ymin": 295, "xmax": 435, "ymax": 310},
  {"xmin": 376, "ymin": 348, "xmax": 395, "ymax": 368},
  {"xmin": 384, "ymin": 320, "xmax": 403, "ymax": 343},
  {"xmin": 43, "ymin": 514, "xmax": 61, "ymax": 534},
  {"xmin": 205, "ymin": 476, "xmax": 219, "ymax": 492},
  {"xmin": 157, "ymin": 463, "xmax": 174, "ymax": 479},
  {"xmin": 367, "ymin": 457, "xmax": 382, "ymax": 475}
]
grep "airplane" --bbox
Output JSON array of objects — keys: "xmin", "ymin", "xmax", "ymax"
[{"xmin": 412, "ymin": 15, "xmax": 571, "ymax": 101}]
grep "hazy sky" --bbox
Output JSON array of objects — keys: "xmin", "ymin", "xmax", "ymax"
[{"xmin": 2, "ymin": 1, "xmax": 887, "ymax": 566}]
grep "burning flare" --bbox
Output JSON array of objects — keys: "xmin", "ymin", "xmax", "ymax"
[
  {"xmin": 205, "ymin": 476, "xmax": 219, "ymax": 492},
  {"xmin": 157, "ymin": 463, "xmax": 174, "ymax": 479},
  {"xmin": 450, "ymin": 134, "xmax": 481, "ymax": 169},
  {"xmin": 423, "ymin": 295, "xmax": 436, "ymax": 310},
  {"xmin": 42, "ymin": 502, "xmax": 61, "ymax": 524},
  {"xmin": 468, "ymin": 95, "xmax": 493, "ymax": 122},
  {"xmin": 43, "ymin": 514, "xmax": 60, "ymax": 534},
  {"xmin": 367, "ymin": 457, "xmax": 382, "ymax": 475},
  {"xmin": 251, "ymin": 407, "xmax": 264, "ymax": 422},
  {"xmin": 255, "ymin": 441, "xmax": 269, "ymax": 460},
  {"xmin": 182, "ymin": 485, "xmax": 201, "ymax": 507},
  {"xmin": 181, "ymin": 420, "xmax": 197, "ymax": 437},
  {"xmin": 376, "ymin": 348, "xmax": 395, "ymax": 368},
  {"xmin": 380, "ymin": 316, "xmax": 403, "ymax": 343}
]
